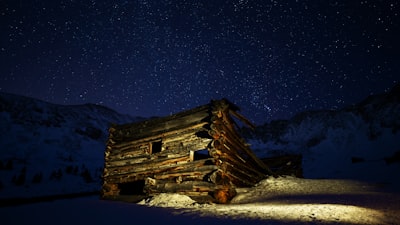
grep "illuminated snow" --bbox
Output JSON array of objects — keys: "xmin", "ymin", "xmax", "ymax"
[{"xmin": 138, "ymin": 177, "xmax": 399, "ymax": 225}]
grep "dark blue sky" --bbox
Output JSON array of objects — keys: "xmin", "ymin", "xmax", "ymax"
[{"xmin": 1, "ymin": 0, "xmax": 399, "ymax": 125}]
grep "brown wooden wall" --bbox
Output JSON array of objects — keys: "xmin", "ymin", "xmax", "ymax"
[
  {"xmin": 101, "ymin": 99, "xmax": 270, "ymax": 202},
  {"xmin": 102, "ymin": 104, "xmax": 215, "ymax": 198}
]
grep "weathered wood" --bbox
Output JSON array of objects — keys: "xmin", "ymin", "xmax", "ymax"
[
  {"xmin": 145, "ymin": 180, "xmax": 219, "ymax": 194},
  {"xmin": 107, "ymin": 145, "xmax": 150, "ymax": 157},
  {"xmin": 106, "ymin": 139, "xmax": 207, "ymax": 161},
  {"xmin": 106, "ymin": 155, "xmax": 150, "ymax": 167},
  {"xmin": 163, "ymin": 134, "xmax": 211, "ymax": 148},
  {"xmin": 105, "ymin": 150, "xmax": 148, "ymax": 162},
  {"xmin": 106, "ymin": 146, "xmax": 150, "ymax": 161},
  {"xmin": 211, "ymin": 119, "xmax": 271, "ymax": 174},
  {"xmin": 105, "ymin": 155, "xmax": 190, "ymax": 176},
  {"xmin": 105, "ymin": 158, "xmax": 215, "ymax": 183},
  {"xmin": 111, "ymin": 109, "xmax": 210, "ymax": 141},
  {"xmin": 220, "ymin": 161, "xmax": 264, "ymax": 185},
  {"xmin": 110, "ymin": 121, "xmax": 208, "ymax": 149},
  {"xmin": 217, "ymin": 137, "xmax": 264, "ymax": 174},
  {"xmin": 229, "ymin": 109, "xmax": 256, "ymax": 130},
  {"xmin": 176, "ymin": 191, "xmax": 210, "ymax": 196},
  {"xmin": 105, "ymin": 165, "xmax": 182, "ymax": 184},
  {"xmin": 110, "ymin": 125, "xmax": 207, "ymax": 152},
  {"xmin": 102, "ymin": 99, "xmax": 271, "ymax": 203},
  {"xmin": 106, "ymin": 152, "xmax": 194, "ymax": 168},
  {"xmin": 216, "ymin": 149, "xmax": 266, "ymax": 179},
  {"xmin": 154, "ymin": 165, "xmax": 217, "ymax": 180}
]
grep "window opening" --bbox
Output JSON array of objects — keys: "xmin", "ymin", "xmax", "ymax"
[{"xmin": 151, "ymin": 140, "xmax": 162, "ymax": 154}]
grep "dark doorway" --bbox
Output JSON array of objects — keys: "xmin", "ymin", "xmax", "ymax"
[
  {"xmin": 118, "ymin": 180, "xmax": 145, "ymax": 195},
  {"xmin": 151, "ymin": 141, "xmax": 162, "ymax": 154}
]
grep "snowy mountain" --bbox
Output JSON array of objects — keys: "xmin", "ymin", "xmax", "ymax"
[
  {"xmin": 245, "ymin": 84, "xmax": 400, "ymax": 185},
  {"xmin": 0, "ymin": 92, "xmax": 143, "ymax": 199},
  {"xmin": 1, "ymin": 85, "xmax": 399, "ymax": 201}
]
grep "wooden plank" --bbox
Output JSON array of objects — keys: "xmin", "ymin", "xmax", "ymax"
[
  {"xmin": 162, "ymin": 133, "xmax": 211, "ymax": 147},
  {"xmin": 224, "ymin": 170, "xmax": 256, "ymax": 187},
  {"xmin": 111, "ymin": 122, "xmax": 209, "ymax": 149},
  {"xmin": 176, "ymin": 191, "xmax": 210, "ymax": 196},
  {"xmin": 106, "ymin": 155, "xmax": 190, "ymax": 175},
  {"xmin": 105, "ymin": 165, "xmax": 180, "ymax": 184},
  {"xmin": 111, "ymin": 108, "xmax": 210, "ymax": 141},
  {"xmin": 211, "ymin": 118, "xmax": 271, "ymax": 174},
  {"xmin": 106, "ymin": 150, "xmax": 148, "ymax": 162},
  {"xmin": 108, "ymin": 142, "xmax": 151, "ymax": 155},
  {"xmin": 145, "ymin": 181, "xmax": 217, "ymax": 194},
  {"xmin": 229, "ymin": 109, "xmax": 256, "ymax": 130},
  {"xmin": 222, "ymin": 161, "xmax": 265, "ymax": 183},
  {"xmin": 106, "ymin": 146, "xmax": 150, "ymax": 160},
  {"xmin": 161, "ymin": 132, "xmax": 201, "ymax": 145},
  {"xmin": 104, "ymin": 158, "xmax": 215, "ymax": 184},
  {"xmin": 216, "ymin": 149, "xmax": 266, "ymax": 178},
  {"xmin": 106, "ymin": 151, "xmax": 193, "ymax": 168},
  {"xmin": 217, "ymin": 137, "xmax": 263, "ymax": 172},
  {"xmin": 211, "ymin": 163, "xmax": 258, "ymax": 187},
  {"xmin": 104, "ymin": 155, "xmax": 191, "ymax": 177},
  {"xmin": 154, "ymin": 165, "xmax": 217, "ymax": 180},
  {"xmin": 106, "ymin": 155, "xmax": 151, "ymax": 167}
]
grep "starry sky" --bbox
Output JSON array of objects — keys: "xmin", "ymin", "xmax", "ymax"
[{"xmin": 0, "ymin": 0, "xmax": 399, "ymax": 125}]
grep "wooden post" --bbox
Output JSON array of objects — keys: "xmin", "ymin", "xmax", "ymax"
[{"xmin": 190, "ymin": 150, "xmax": 194, "ymax": 162}]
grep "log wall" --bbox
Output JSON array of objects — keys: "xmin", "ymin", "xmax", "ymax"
[{"xmin": 101, "ymin": 99, "xmax": 270, "ymax": 203}]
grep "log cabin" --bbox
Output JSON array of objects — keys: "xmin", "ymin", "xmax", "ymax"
[{"xmin": 101, "ymin": 99, "xmax": 271, "ymax": 203}]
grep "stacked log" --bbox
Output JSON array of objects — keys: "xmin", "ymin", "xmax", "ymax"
[
  {"xmin": 207, "ymin": 99, "xmax": 271, "ymax": 189},
  {"xmin": 101, "ymin": 99, "xmax": 271, "ymax": 203}
]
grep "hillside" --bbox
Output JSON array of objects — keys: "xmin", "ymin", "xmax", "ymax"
[
  {"xmin": 245, "ymin": 84, "xmax": 400, "ymax": 186},
  {"xmin": 0, "ymin": 92, "xmax": 142, "ymax": 198}
]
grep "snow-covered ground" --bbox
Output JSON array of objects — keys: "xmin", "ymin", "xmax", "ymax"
[
  {"xmin": 137, "ymin": 177, "xmax": 400, "ymax": 225},
  {"xmin": 1, "ymin": 177, "xmax": 399, "ymax": 225}
]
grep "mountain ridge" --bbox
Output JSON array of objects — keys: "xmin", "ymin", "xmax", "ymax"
[
  {"xmin": 1, "ymin": 84, "xmax": 399, "ymax": 199},
  {"xmin": 245, "ymin": 84, "xmax": 400, "ymax": 184},
  {"xmin": 0, "ymin": 91, "xmax": 143, "ymax": 198}
]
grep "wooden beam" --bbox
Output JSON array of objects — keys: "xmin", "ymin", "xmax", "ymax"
[
  {"xmin": 110, "ymin": 121, "xmax": 209, "ymax": 149},
  {"xmin": 104, "ymin": 155, "xmax": 190, "ymax": 177},
  {"xmin": 154, "ymin": 165, "xmax": 217, "ymax": 180},
  {"xmin": 229, "ymin": 109, "xmax": 256, "ymax": 130},
  {"xmin": 145, "ymin": 180, "xmax": 217, "ymax": 194},
  {"xmin": 111, "ymin": 108, "xmax": 210, "ymax": 141},
  {"xmin": 211, "ymin": 118, "xmax": 272, "ymax": 174}
]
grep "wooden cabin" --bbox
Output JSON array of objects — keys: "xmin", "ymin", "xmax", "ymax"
[{"xmin": 101, "ymin": 99, "xmax": 271, "ymax": 203}]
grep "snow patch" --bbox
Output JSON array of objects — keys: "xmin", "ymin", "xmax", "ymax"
[{"xmin": 138, "ymin": 193, "xmax": 199, "ymax": 208}]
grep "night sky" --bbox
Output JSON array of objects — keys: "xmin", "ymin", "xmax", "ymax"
[{"xmin": 1, "ymin": 0, "xmax": 399, "ymax": 125}]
